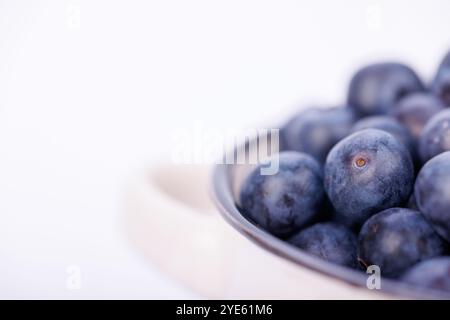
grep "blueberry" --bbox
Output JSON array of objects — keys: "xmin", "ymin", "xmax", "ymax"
[
  {"xmin": 432, "ymin": 50, "xmax": 450, "ymax": 106},
  {"xmin": 406, "ymin": 193, "xmax": 418, "ymax": 211},
  {"xmin": 358, "ymin": 208, "xmax": 447, "ymax": 278},
  {"xmin": 391, "ymin": 93, "xmax": 445, "ymax": 139},
  {"xmin": 437, "ymin": 50, "xmax": 450, "ymax": 71},
  {"xmin": 415, "ymin": 151, "xmax": 450, "ymax": 242},
  {"xmin": 401, "ymin": 257, "xmax": 450, "ymax": 292},
  {"xmin": 432, "ymin": 70, "xmax": 450, "ymax": 107},
  {"xmin": 324, "ymin": 129, "xmax": 414, "ymax": 227},
  {"xmin": 288, "ymin": 222, "xmax": 358, "ymax": 268},
  {"xmin": 239, "ymin": 151, "xmax": 325, "ymax": 237},
  {"xmin": 418, "ymin": 109, "xmax": 450, "ymax": 163},
  {"xmin": 348, "ymin": 63, "xmax": 424, "ymax": 117},
  {"xmin": 281, "ymin": 107, "xmax": 355, "ymax": 163},
  {"xmin": 351, "ymin": 115, "xmax": 415, "ymax": 157}
]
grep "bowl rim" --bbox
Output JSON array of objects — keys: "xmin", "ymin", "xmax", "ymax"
[{"xmin": 210, "ymin": 147, "xmax": 450, "ymax": 299}]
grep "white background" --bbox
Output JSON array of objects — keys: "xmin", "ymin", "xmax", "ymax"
[{"xmin": 0, "ymin": 0, "xmax": 449, "ymax": 299}]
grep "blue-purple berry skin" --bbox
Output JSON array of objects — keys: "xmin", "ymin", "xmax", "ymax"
[
  {"xmin": 324, "ymin": 129, "xmax": 414, "ymax": 227},
  {"xmin": 415, "ymin": 151, "xmax": 450, "ymax": 242},
  {"xmin": 432, "ymin": 50, "xmax": 450, "ymax": 107},
  {"xmin": 401, "ymin": 257, "xmax": 450, "ymax": 293},
  {"xmin": 288, "ymin": 222, "xmax": 358, "ymax": 268},
  {"xmin": 418, "ymin": 109, "xmax": 450, "ymax": 163},
  {"xmin": 281, "ymin": 107, "xmax": 355, "ymax": 163},
  {"xmin": 406, "ymin": 193, "xmax": 418, "ymax": 211},
  {"xmin": 239, "ymin": 151, "xmax": 325, "ymax": 238},
  {"xmin": 391, "ymin": 93, "xmax": 445, "ymax": 139},
  {"xmin": 348, "ymin": 63, "xmax": 424, "ymax": 117},
  {"xmin": 352, "ymin": 115, "xmax": 415, "ymax": 158},
  {"xmin": 358, "ymin": 208, "xmax": 447, "ymax": 278},
  {"xmin": 437, "ymin": 50, "xmax": 450, "ymax": 71}
]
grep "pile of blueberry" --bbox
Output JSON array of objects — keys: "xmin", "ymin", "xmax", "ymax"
[{"xmin": 239, "ymin": 50, "xmax": 450, "ymax": 293}]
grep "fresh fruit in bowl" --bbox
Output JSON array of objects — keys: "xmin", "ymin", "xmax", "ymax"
[
  {"xmin": 214, "ymin": 49, "xmax": 450, "ymax": 298},
  {"xmin": 323, "ymin": 129, "xmax": 414, "ymax": 228},
  {"xmin": 418, "ymin": 110, "xmax": 450, "ymax": 163},
  {"xmin": 358, "ymin": 207, "xmax": 447, "ymax": 278},
  {"xmin": 347, "ymin": 62, "xmax": 425, "ymax": 117},
  {"xmin": 239, "ymin": 152, "xmax": 325, "ymax": 237},
  {"xmin": 415, "ymin": 151, "xmax": 450, "ymax": 242},
  {"xmin": 280, "ymin": 108, "xmax": 356, "ymax": 163},
  {"xmin": 432, "ymin": 51, "xmax": 450, "ymax": 107},
  {"xmin": 401, "ymin": 257, "xmax": 450, "ymax": 291},
  {"xmin": 390, "ymin": 93, "xmax": 445, "ymax": 139},
  {"xmin": 288, "ymin": 222, "xmax": 358, "ymax": 269}
]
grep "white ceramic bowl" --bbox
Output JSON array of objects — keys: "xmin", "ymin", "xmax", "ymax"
[{"xmin": 123, "ymin": 164, "xmax": 392, "ymax": 299}]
